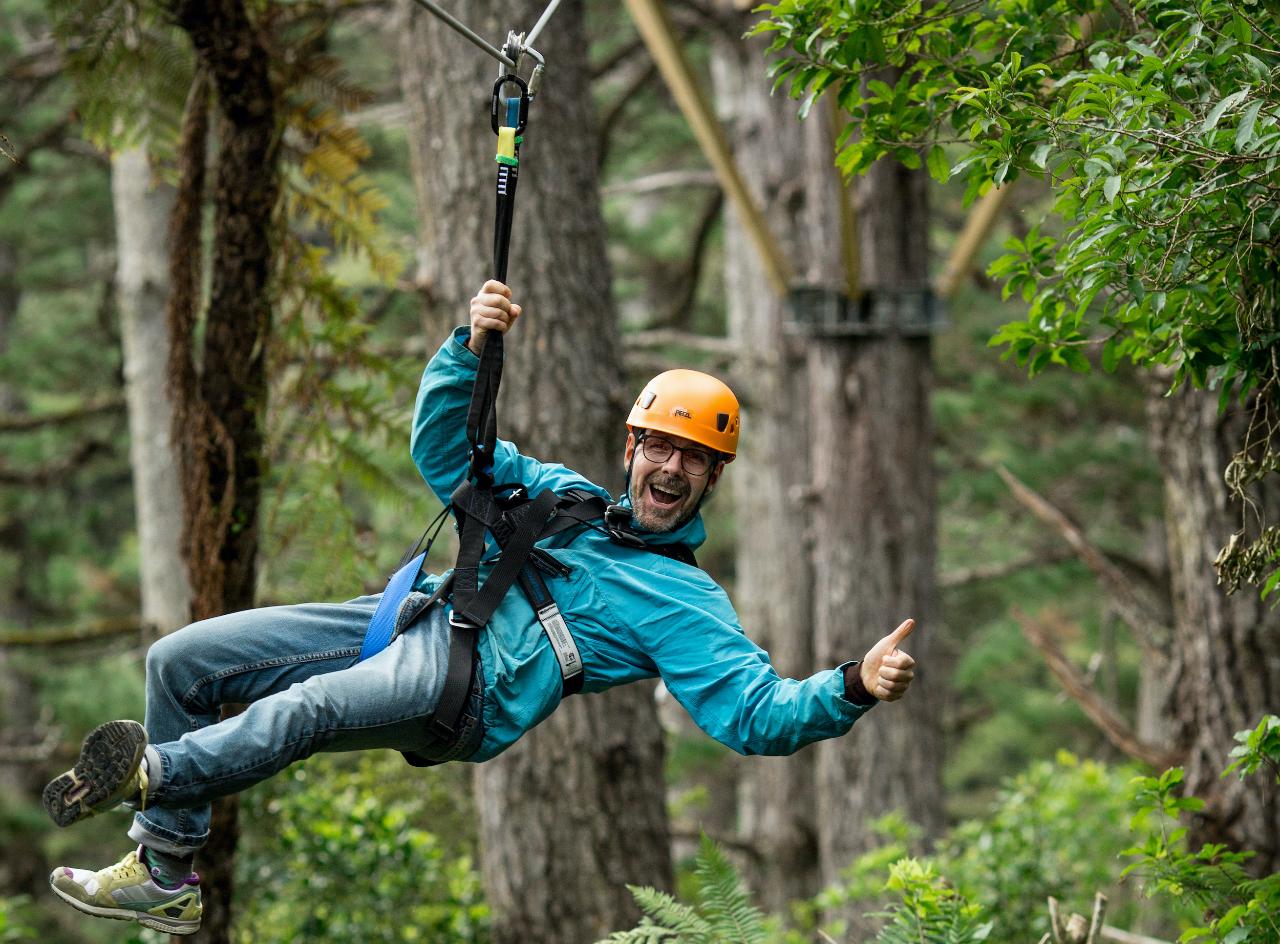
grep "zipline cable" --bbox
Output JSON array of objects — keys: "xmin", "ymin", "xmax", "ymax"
[{"xmin": 359, "ymin": 0, "xmax": 566, "ymax": 684}]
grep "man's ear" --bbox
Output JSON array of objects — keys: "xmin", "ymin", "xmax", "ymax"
[
  {"xmin": 706, "ymin": 459, "xmax": 726, "ymax": 492},
  {"xmin": 623, "ymin": 431, "xmax": 637, "ymax": 470}
]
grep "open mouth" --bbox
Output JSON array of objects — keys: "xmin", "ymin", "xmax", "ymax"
[{"xmin": 647, "ymin": 483, "xmax": 684, "ymax": 509}]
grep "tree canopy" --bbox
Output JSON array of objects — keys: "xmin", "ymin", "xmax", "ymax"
[{"xmin": 758, "ymin": 0, "xmax": 1280, "ymax": 591}]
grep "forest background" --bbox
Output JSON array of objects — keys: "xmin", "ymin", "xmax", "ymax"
[{"xmin": 0, "ymin": 0, "xmax": 1276, "ymax": 943}]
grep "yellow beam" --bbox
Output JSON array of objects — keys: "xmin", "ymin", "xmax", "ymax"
[
  {"xmin": 934, "ymin": 183, "xmax": 1013, "ymax": 299},
  {"xmin": 934, "ymin": 14, "xmax": 1097, "ymax": 299},
  {"xmin": 623, "ymin": 0, "xmax": 793, "ymax": 296}
]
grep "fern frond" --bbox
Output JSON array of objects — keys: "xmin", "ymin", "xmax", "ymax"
[
  {"xmin": 597, "ymin": 919, "xmax": 678, "ymax": 943},
  {"xmin": 693, "ymin": 835, "xmax": 768, "ymax": 944},
  {"xmin": 630, "ymin": 885, "xmax": 715, "ymax": 942},
  {"xmin": 48, "ymin": 0, "xmax": 192, "ymax": 155}
]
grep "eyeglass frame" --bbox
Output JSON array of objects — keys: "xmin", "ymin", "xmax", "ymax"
[{"xmin": 635, "ymin": 431, "xmax": 719, "ymax": 476}]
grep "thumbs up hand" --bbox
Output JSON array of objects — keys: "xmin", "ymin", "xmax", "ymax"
[{"xmin": 859, "ymin": 619, "xmax": 917, "ymax": 702}]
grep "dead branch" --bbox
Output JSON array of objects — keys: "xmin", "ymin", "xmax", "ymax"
[
  {"xmin": 651, "ymin": 189, "xmax": 724, "ymax": 329},
  {"xmin": 0, "ymin": 721, "xmax": 60, "ymax": 763},
  {"xmin": 598, "ymin": 59, "xmax": 659, "ymax": 168},
  {"xmin": 1101, "ymin": 925, "xmax": 1174, "ymax": 944},
  {"xmin": 1015, "ymin": 609, "xmax": 1179, "ymax": 769},
  {"xmin": 0, "ymin": 440, "xmax": 112, "ymax": 486},
  {"xmin": 602, "ymin": 168, "xmax": 720, "ymax": 198},
  {"xmin": 670, "ymin": 828, "xmax": 762, "ymax": 863},
  {"xmin": 591, "ymin": 37, "xmax": 647, "ymax": 80},
  {"xmin": 940, "ymin": 548, "xmax": 1075, "ymax": 588},
  {"xmin": 0, "ymin": 617, "xmax": 141, "ymax": 647},
  {"xmin": 0, "ymin": 394, "xmax": 125, "ymax": 432},
  {"xmin": 624, "ymin": 328, "xmax": 738, "ymax": 360},
  {"xmin": 996, "ymin": 464, "xmax": 1169, "ymax": 656}
]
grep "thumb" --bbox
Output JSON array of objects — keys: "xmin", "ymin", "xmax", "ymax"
[{"xmin": 884, "ymin": 618, "xmax": 916, "ymax": 650}]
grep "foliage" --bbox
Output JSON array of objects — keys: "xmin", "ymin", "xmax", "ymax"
[
  {"xmin": 235, "ymin": 754, "xmax": 489, "ymax": 944},
  {"xmin": 805, "ymin": 753, "xmax": 1140, "ymax": 944},
  {"xmin": 757, "ymin": 0, "xmax": 1280, "ymax": 590},
  {"xmin": 611, "ymin": 732, "xmax": 1280, "ymax": 944},
  {"xmin": 600, "ymin": 835, "xmax": 770, "ymax": 944},
  {"xmin": 867, "ymin": 859, "xmax": 993, "ymax": 944},
  {"xmin": 1122, "ymin": 758, "xmax": 1280, "ymax": 943},
  {"xmin": 0, "ymin": 896, "xmax": 36, "ymax": 942},
  {"xmin": 1223, "ymin": 713, "xmax": 1280, "ymax": 783}
]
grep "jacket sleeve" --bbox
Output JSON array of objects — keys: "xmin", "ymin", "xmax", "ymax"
[
  {"xmin": 410, "ymin": 327, "xmax": 606, "ymax": 504},
  {"xmin": 618, "ymin": 575, "xmax": 873, "ymax": 756}
]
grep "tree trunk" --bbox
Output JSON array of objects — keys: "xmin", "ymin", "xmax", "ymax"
[
  {"xmin": 163, "ymin": 0, "xmax": 281, "ymax": 933},
  {"xmin": 0, "ymin": 240, "xmax": 47, "ymax": 904},
  {"xmin": 112, "ymin": 146, "xmax": 192, "ymax": 636},
  {"xmin": 710, "ymin": 15, "xmax": 849, "ymax": 910},
  {"xmin": 1147, "ymin": 381, "xmax": 1280, "ymax": 873},
  {"xmin": 400, "ymin": 2, "xmax": 673, "ymax": 941},
  {"xmin": 812, "ymin": 133, "xmax": 944, "ymax": 917}
]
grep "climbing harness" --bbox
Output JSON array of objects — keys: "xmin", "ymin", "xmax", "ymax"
[
  {"xmin": 359, "ymin": 1, "xmax": 628, "ymax": 745},
  {"xmin": 361, "ymin": 3, "xmax": 717, "ymax": 755}
]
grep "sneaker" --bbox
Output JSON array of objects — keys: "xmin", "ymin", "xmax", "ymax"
[
  {"xmin": 43, "ymin": 719, "xmax": 149, "ymax": 827},
  {"xmin": 49, "ymin": 846, "xmax": 201, "ymax": 936}
]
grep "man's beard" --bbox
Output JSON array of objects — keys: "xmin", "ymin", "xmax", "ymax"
[{"xmin": 629, "ymin": 471, "xmax": 701, "ymax": 533}]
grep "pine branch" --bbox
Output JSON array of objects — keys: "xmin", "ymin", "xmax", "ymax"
[
  {"xmin": 1013, "ymin": 608, "xmax": 1179, "ymax": 769},
  {"xmin": 0, "ymin": 395, "xmax": 125, "ymax": 432}
]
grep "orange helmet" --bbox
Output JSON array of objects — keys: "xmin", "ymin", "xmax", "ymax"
[{"xmin": 626, "ymin": 369, "xmax": 740, "ymax": 459}]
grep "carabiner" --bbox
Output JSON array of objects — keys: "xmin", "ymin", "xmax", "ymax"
[{"xmin": 490, "ymin": 73, "xmax": 530, "ymax": 135}]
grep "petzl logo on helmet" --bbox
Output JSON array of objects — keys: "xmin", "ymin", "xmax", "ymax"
[{"xmin": 674, "ymin": 408, "xmax": 692, "ymax": 419}]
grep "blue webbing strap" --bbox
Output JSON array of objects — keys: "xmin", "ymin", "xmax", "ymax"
[{"xmin": 359, "ymin": 552, "xmax": 426, "ymax": 662}]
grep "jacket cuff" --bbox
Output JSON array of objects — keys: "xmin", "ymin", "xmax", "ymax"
[
  {"xmin": 448, "ymin": 326, "xmax": 481, "ymax": 365},
  {"xmin": 840, "ymin": 661, "xmax": 878, "ymax": 708}
]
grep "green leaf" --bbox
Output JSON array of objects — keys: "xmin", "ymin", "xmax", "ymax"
[
  {"xmin": 1232, "ymin": 12, "xmax": 1251, "ymax": 44},
  {"xmin": 1234, "ymin": 100, "xmax": 1262, "ymax": 151},
  {"xmin": 1030, "ymin": 142, "xmax": 1052, "ymax": 169},
  {"xmin": 1104, "ymin": 174, "xmax": 1122, "ymax": 204},
  {"xmin": 927, "ymin": 145, "xmax": 949, "ymax": 183},
  {"xmin": 1200, "ymin": 90, "xmax": 1248, "ymax": 134}
]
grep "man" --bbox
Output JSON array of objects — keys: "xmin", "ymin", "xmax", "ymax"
[{"xmin": 43, "ymin": 281, "xmax": 918, "ymax": 936}]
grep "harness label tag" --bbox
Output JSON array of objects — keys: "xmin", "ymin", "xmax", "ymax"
[{"xmin": 536, "ymin": 603, "xmax": 582, "ymax": 678}]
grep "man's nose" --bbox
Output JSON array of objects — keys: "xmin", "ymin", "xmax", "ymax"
[{"xmin": 661, "ymin": 449, "xmax": 684, "ymax": 474}]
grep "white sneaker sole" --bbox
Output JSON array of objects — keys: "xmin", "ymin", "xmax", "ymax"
[{"xmin": 49, "ymin": 877, "xmax": 201, "ymax": 936}]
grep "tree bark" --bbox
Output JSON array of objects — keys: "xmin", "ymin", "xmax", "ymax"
[
  {"xmin": 0, "ymin": 239, "xmax": 48, "ymax": 905},
  {"xmin": 812, "ymin": 124, "xmax": 944, "ymax": 921},
  {"xmin": 1146, "ymin": 380, "xmax": 1280, "ymax": 874},
  {"xmin": 709, "ymin": 14, "xmax": 848, "ymax": 910},
  {"xmin": 163, "ymin": 0, "xmax": 281, "ymax": 935},
  {"xmin": 112, "ymin": 146, "xmax": 192, "ymax": 637},
  {"xmin": 399, "ymin": 2, "xmax": 673, "ymax": 941}
]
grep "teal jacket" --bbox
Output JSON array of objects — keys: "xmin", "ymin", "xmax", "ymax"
[{"xmin": 411, "ymin": 328, "xmax": 871, "ymax": 762}]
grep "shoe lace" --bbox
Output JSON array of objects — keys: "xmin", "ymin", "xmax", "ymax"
[
  {"xmin": 103, "ymin": 850, "xmax": 147, "ymax": 884},
  {"xmin": 136, "ymin": 760, "xmax": 148, "ymax": 813}
]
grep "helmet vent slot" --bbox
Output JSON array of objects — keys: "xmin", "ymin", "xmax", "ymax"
[{"xmin": 716, "ymin": 412, "xmax": 729, "ymax": 432}]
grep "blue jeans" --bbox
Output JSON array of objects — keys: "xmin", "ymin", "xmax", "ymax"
[{"xmin": 128, "ymin": 591, "xmax": 484, "ymax": 856}]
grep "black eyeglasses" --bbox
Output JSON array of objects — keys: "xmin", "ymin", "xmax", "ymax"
[{"xmin": 639, "ymin": 434, "xmax": 716, "ymax": 475}]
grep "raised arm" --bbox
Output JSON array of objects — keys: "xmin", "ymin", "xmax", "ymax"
[{"xmin": 410, "ymin": 281, "xmax": 606, "ymax": 504}]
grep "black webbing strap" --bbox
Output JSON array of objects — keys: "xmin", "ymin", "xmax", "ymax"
[
  {"xmin": 465, "ymin": 334, "xmax": 503, "ymax": 486},
  {"xmin": 429, "ymin": 487, "xmax": 561, "ymax": 739}
]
